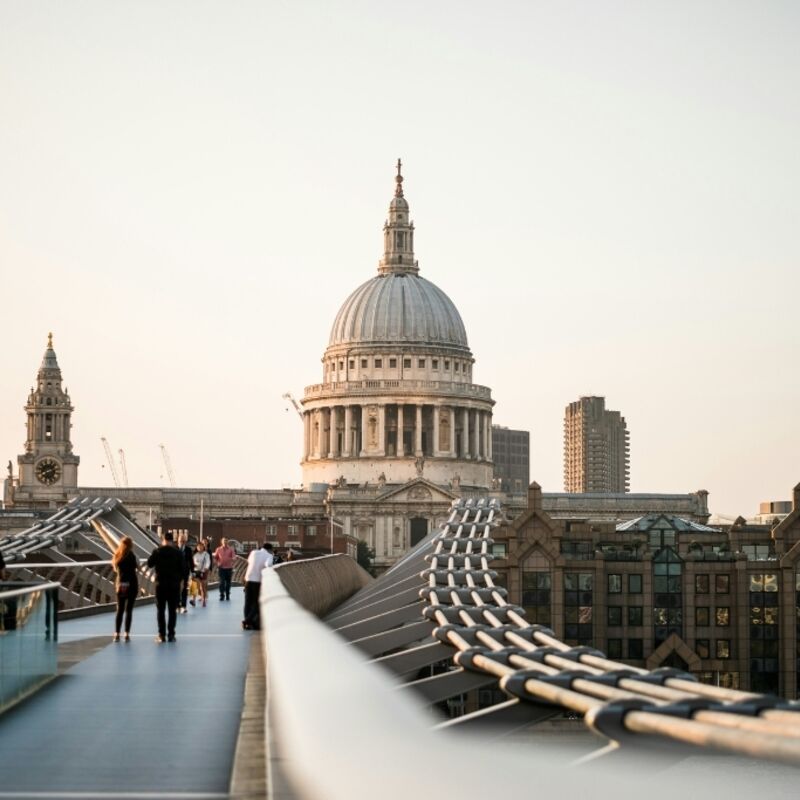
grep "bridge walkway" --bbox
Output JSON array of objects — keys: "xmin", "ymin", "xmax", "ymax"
[{"xmin": 0, "ymin": 595, "xmax": 254, "ymax": 799}]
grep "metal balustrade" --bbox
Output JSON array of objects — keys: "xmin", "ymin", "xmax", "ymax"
[{"xmin": 1, "ymin": 496, "xmax": 249, "ymax": 613}]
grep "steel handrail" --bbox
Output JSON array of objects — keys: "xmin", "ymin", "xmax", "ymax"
[
  {"xmin": 258, "ymin": 567, "xmax": 585, "ymax": 800},
  {"xmin": 0, "ymin": 581, "xmax": 61, "ymax": 601}
]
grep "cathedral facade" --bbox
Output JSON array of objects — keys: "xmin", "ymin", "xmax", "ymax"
[{"xmin": 303, "ymin": 163, "xmax": 496, "ymax": 568}]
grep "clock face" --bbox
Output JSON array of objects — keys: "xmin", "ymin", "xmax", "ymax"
[{"xmin": 35, "ymin": 458, "xmax": 61, "ymax": 485}]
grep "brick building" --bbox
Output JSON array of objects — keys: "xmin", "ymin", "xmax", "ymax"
[{"xmin": 493, "ymin": 481, "xmax": 800, "ymax": 697}]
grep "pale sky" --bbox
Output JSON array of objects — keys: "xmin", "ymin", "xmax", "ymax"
[{"xmin": 1, "ymin": 1, "xmax": 797, "ymax": 517}]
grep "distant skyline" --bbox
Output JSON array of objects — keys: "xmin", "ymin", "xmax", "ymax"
[{"xmin": 1, "ymin": 2, "xmax": 798, "ymax": 516}]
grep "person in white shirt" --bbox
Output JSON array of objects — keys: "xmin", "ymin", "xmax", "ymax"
[
  {"xmin": 242, "ymin": 542, "xmax": 275, "ymax": 630},
  {"xmin": 192, "ymin": 542, "xmax": 211, "ymax": 608}
]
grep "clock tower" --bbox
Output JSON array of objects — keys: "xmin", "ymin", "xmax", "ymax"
[{"xmin": 12, "ymin": 334, "xmax": 80, "ymax": 509}]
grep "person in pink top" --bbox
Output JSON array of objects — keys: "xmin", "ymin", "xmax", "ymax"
[{"xmin": 214, "ymin": 538, "xmax": 236, "ymax": 602}]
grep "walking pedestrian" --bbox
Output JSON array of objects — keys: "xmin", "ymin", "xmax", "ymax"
[
  {"xmin": 242, "ymin": 542, "xmax": 274, "ymax": 630},
  {"xmin": 147, "ymin": 531, "xmax": 183, "ymax": 643},
  {"xmin": 178, "ymin": 533, "xmax": 193, "ymax": 613},
  {"xmin": 112, "ymin": 535, "xmax": 139, "ymax": 642},
  {"xmin": 193, "ymin": 541, "xmax": 211, "ymax": 608},
  {"xmin": 214, "ymin": 538, "xmax": 236, "ymax": 601}
]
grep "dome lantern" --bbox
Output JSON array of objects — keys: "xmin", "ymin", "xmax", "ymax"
[{"xmin": 379, "ymin": 158, "xmax": 417, "ymax": 276}]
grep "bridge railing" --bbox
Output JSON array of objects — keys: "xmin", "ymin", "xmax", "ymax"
[
  {"xmin": 260, "ymin": 499, "xmax": 800, "ymax": 798},
  {"xmin": 259, "ymin": 563, "xmax": 551, "ymax": 800},
  {"xmin": 6, "ymin": 560, "xmax": 155, "ymax": 614},
  {"xmin": 0, "ymin": 580, "xmax": 60, "ymax": 713}
]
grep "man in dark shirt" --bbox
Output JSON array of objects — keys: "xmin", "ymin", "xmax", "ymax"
[{"xmin": 147, "ymin": 531, "xmax": 184, "ymax": 643}]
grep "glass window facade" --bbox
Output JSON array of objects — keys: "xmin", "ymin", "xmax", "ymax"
[
  {"xmin": 521, "ymin": 571, "xmax": 551, "ymax": 626},
  {"xmin": 564, "ymin": 572, "xmax": 593, "ymax": 645},
  {"xmin": 653, "ymin": 548, "xmax": 682, "ymax": 646},
  {"xmin": 750, "ymin": 573, "xmax": 779, "ymax": 694},
  {"xmin": 628, "ymin": 574, "xmax": 642, "ymax": 594}
]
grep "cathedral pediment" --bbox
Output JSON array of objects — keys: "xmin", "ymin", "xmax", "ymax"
[{"xmin": 376, "ymin": 478, "xmax": 457, "ymax": 505}]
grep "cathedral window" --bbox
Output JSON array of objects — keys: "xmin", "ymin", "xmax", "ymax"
[
  {"xmin": 348, "ymin": 360, "xmax": 354, "ymax": 370},
  {"xmin": 375, "ymin": 358, "xmax": 382, "ymax": 368},
  {"xmin": 389, "ymin": 358, "xmax": 397, "ymax": 369},
  {"xmin": 361, "ymin": 359, "xmax": 367, "ymax": 369},
  {"xmin": 432, "ymin": 359, "xmax": 439, "ymax": 369},
  {"xmin": 403, "ymin": 358, "xmax": 411, "ymax": 369},
  {"xmin": 444, "ymin": 360, "xmax": 450, "ymax": 370},
  {"xmin": 418, "ymin": 359, "xmax": 425, "ymax": 368},
  {"xmin": 455, "ymin": 362, "xmax": 460, "ymax": 372}
]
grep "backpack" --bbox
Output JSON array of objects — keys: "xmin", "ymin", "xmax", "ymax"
[{"xmin": 272, "ymin": 554, "xmax": 283, "ymax": 565}]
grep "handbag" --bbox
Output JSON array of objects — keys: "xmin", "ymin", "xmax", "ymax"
[{"xmin": 118, "ymin": 582, "xmax": 130, "ymax": 596}]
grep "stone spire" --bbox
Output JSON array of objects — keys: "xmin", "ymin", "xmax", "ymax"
[
  {"xmin": 378, "ymin": 158, "xmax": 418, "ymax": 275},
  {"xmin": 40, "ymin": 332, "xmax": 61, "ymax": 375}
]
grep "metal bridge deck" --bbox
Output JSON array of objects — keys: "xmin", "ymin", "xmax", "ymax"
[{"xmin": 0, "ymin": 596, "xmax": 252, "ymax": 799}]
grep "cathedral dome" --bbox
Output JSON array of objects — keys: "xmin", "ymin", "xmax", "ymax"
[
  {"xmin": 328, "ymin": 272, "xmax": 469, "ymax": 351},
  {"xmin": 326, "ymin": 160, "xmax": 470, "ymax": 356}
]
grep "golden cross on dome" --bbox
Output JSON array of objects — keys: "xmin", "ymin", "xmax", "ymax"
[
  {"xmin": 395, "ymin": 158, "xmax": 404, "ymax": 197},
  {"xmin": 47, "ymin": 332, "xmax": 53, "ymax": 348}
]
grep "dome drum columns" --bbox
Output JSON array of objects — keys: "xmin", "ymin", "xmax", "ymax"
[{"xmin": 301, "ymin": 401, "xmax": 493, "ymax": 470}]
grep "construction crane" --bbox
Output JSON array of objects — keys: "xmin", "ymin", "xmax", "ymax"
[
  {"xmin": 159, "ymin": 444, "xmax": 176, "ymax": 488},
  {"xmin": 282, "ymin": 392, "xmax": 303, "ymax": 421},
  {"xmin": 118, "ymin": 449, "xmax": 129, "ymax": 487},
  {"xmin": 100, "ymin": 437, "xmax": 121, "ymax": 488}
]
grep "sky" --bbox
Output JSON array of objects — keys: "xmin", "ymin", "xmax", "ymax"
[{"xmin": 0, "ymin": 1, "xmax": 797, "ymax": 517}]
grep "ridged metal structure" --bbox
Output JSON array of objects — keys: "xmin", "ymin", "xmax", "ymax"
[
  {"xmin": 262, "ymin": 497, "xmax": 800, "ymax": 791},
  {"xmin": 0, "ymin": 497, "xmax": 247, "ymax": 611}
]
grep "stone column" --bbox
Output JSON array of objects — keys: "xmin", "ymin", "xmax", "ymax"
[
  {"xmin": 397, "ymin": 404, "xmax": 404, "ymax": 456},
  {"xmin": 432, "ymin": 404, "xmax": 440, "ymax": 457},
  {"xmin": 343, "ymin": 406, "xmax": 352, "ymax": 457},
  {"xmin": 487, "ymin": 412, "xmax": 493, "ymax": 460},
  {"xmin": 449, "ymin": 407, "xmax": 456, "ymax": 455},
  {"xmin": 315, "ymin": 409, "xmax": 323, "ymax": 458},
  {"xmin": 462, "ymin": 407, "xmax": 470, "ymax": 458},
  {"xmin": 482, "ymin": 411, "xmax": 490, "ymax": 460},
  {"xmin": 360, "ymin": 404, "xmax": 368, "ymax": 456},
  {"xmin": 327, "ymin": 406, "xmax": 336, "ymax": 458},
  {"xmin": 415, "ymin": 405, "xmax": 423, "ymax": 456},
  {"xmin": 472, "ymin": 409, "xmax": 480, "ymax": 460},
  {"xmin": 378, "ymin": 405, "xmax": 386, "ymax": 456}
]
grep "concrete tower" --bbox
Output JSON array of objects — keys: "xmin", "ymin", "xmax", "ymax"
[
  {"xmin": 563, "ymin": 396, "xmax": 629, "ymax": 493},
  {"xmin": 11, "ymin": 334, "xmax": 80, "ymax": 508}
]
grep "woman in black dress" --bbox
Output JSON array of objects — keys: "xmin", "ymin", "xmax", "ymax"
[{"xmin": 112, "ymin": 536, "xmax": 139, "ymax": 642}]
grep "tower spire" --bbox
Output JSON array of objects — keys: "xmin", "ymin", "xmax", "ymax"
[
  {"xmin": 40, "ymin": 332, "xmax": 60, "ymax": 373},
  {"xmin": 378, "ymin": 158, "xmax": 417, "ymax": 275}
]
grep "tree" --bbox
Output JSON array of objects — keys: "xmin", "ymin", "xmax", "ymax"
[{"xmin": 356, "ymin": 539, "xmax": 376, "ymax": 575}]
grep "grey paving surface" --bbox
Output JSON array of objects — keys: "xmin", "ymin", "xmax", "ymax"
[{"xmin": 0, "ymin": 593, "xmax": 254, "ymax": 798}]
